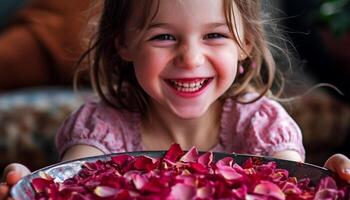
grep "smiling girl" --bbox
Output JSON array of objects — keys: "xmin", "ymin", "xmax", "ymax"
[{"xmin": 1, "ymin": 1, "xmax": 350, "ymax": 199}]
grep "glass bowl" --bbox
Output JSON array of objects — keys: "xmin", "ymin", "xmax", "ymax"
[{"xmin": 11, "ymin": 151, "xmax": 333, "ymax": 200}]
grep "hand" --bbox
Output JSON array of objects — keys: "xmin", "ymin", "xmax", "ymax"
[
  {"xmin": 324, "ymin": 154, "xmax": 350, "ymax": 183},
  {"xmin": 0, "ymin": 163, "xmax": 31, "ymax": 200}
]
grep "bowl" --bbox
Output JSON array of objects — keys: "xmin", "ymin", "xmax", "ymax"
[{"xmin": 11, "ymin": 151, "xmax": 333, "ymax": 200}]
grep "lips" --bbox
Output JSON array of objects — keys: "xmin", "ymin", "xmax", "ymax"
[{"xmin": 166, "ymin": 78, "xmax": 212, "ymax": 93}]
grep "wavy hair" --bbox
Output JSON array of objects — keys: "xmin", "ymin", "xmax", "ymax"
[{"xmin": 76, "ymin": 0, "xmax": 290, "ymax": 115}]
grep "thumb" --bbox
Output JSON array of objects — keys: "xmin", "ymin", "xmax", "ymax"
[
  {"xmin": 324, "ymin": 154, "xmax": 350, "ymax": 182},
  {"xmin": 3, "ymin": 163, "xmax": 31, "ymax": 186}
]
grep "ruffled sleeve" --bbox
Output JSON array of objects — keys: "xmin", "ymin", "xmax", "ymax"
[
  {"xmin": 55, "ymin": 101, "xmax": 142, "ymax": 159},
  {"xmin": 222, "ymin": 94, "xmax": 305, "ymax": 160}
]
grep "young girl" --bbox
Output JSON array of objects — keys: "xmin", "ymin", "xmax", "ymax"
[{"xmin": 1, "ymin": 0, "xmax": 350, "ymax": 199}]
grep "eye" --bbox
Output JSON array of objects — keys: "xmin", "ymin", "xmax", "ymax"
[
  {"xmin": 150, "ymin": 34, "xmax": 176, "ymax": 41},
  {"xmin": 204, "ymin": 33, "xmax": 226, "ymax": 39}
]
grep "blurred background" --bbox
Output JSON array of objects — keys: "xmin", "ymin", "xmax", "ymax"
[{"xmin": 0, "ymin": 0, "xmax": 349, "ymax": 174}]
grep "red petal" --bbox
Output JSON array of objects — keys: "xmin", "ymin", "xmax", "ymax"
[
  {"xmin": 169, "ymin": 183, "xmax": 196, "ymax": 200},
  {"xmin": 198, "ymin": 152, "xmax": 213, "ymax": 167},
  {"xmin": 111, "ymin": 154, "xmax": 133, "ymax": 166},
  {"xmin": 180, "ymin": 146, "xmax": 199, "ymax": 163},
  {"xmin": 164, "ymin": 143, "xmax": 184, "ymax": 162},
  {"xmin": 32, "ymin": 178, "xmax": 54, "ymax": 193},
  {"xmin": 254, "ymin": 181, "xmax": 286, "ymax": 200},
  {"xmin": 216, "ymin": 157, "xmax": 233, "ymax": 167}
]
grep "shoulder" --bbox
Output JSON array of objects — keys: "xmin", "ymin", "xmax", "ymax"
[
  {"xmin": 55, "ymin": 99, "xmax": 141, "ymax": 157},
  {"xmin": 222, "ymin": 93, "xmax": 305, "ymax": 159}
]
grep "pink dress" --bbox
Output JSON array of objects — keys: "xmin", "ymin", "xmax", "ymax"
[{"xmin": 56, "ymin": 93, "xmax": 305, "ymax": 160}]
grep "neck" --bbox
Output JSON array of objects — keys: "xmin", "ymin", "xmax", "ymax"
[{"xmin": 141, "ymin": 100, "xmax": 222, "ymax": 151}]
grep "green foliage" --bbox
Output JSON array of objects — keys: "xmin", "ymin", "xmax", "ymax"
[{"xmin": 314, "ymin": 0, "xmax": 350, "ymax": 37}]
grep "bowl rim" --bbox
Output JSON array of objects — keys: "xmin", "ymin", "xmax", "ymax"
[{"xmin": 11, "ymin": 151, "xmax": 333, "ymax": 200}]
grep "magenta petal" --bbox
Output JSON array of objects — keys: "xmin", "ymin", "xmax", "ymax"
[
  {"xmin": 196, "ymin": 186, "xmax": 213, "ymax": 198},
  {"xmin": 198, "ymin": 152, "xmax": 213, "ymax": 167},
  {"xmin": 164, "ymin": 143, "xmax": 184, "ymax": 162},
  {"xmin": 176, "ymin": 175, "xmax": 196, "ymax": 186},
  {"xmin": 254, "ymin": 181, "xmax": 286, "ymax": 200},
  {"xmin": 169, "ymin": 183, "xmax": 196, "ymax": 200},
  {"xmin": 180, "ymin": 146, "xmax": 199, "ymax": 163},
  {"xmin": 281, "ymin": 181, "xmax": 302, "ymax": 195},
  {"xmin": 317, "ymin": 176, "xmax": 338, "ymax": 190},
  {"xmin": 142, "ymin": 179, "xmax": 164, "ymax": 193},
  {"xmin": 111, "ymin": 154, "xmax": 133, "ymax": 166},
  {"xmin": 190, "ymin": 162, "xmax": 208, "ymax": 174},
  {"xmin": 231, "ymin": 185, "xmax": 248, "ymax": 199},
  {"xmin": 216, "ymin": 157, "xmax": 234, "ymax": 167},
  {"xmin": 134, "ymin": 156, "xmax": 155, "ymax": 170},
  {"xmin": 123, "ymin": 170, "xmax": 141, "ymax": 181},
  {"xmin": 314, "ymin": 188, "xmax": 345, "ymax": 199},
  {"xmin": 94, "ymin": 186, "xmax": 118, "ymax": 198},
  {"xmin": 32, "ymin": 178, "xmax": 54, "ymax": 193},
  {"xmin": 133, "ymin": 174, "xmax": 148, "ymax": 190},
  {"xmin": 217, "ymin": 166, "xmax": 242, "ymax": 180}
]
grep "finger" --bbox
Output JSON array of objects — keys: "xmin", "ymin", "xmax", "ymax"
[
  {"xmin": 6, "ymin": 172, "xmax": 22, "ymax": 187},
  {"xmin": 3, "ymin": 163, "xmax": 30, "ymax": 177},
  {"xmin": 0, "ymin": 183, "xmax": 9, "ymax": 200},
  {"xmin": 324, "ymin": 154, "xmax": 350, "ymax": 181}
]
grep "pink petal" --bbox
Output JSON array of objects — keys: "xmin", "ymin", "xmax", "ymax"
[
  {"xmin": 216, "ymin": 157, "xmax": 233, "ymax": 167},
  {"xmin": 196, "ymin": 186, "xmax": 213, "ymax": 198},
  {"xmin": 216, "ymin": 166, "xmax": 242, "ymax": 181},
  {"xmin": 169, "ymin": 183, "xmax": 196, "ymax": 200},
  {"xmin": 180, "ymin": 146, "xmax": 199, "ymax": 163},
  {"xmin": 198, "ymin": 152, "xmax": 213, "ymax": 167},
  {"xmin": 133, "ymin": 174, "xmax": 148, "ymax": 190},
  {"xmin": 314, "ymin": 189, "xmax": 345, "ymax": 200},
  {"xmin": 176, "ymin": 175, "xmax": 196, "ymax": 186},
  {"xmin": 254, "ymin": 181, "xmax": 286, "ymax": 200},
  {"xmin": 231, "ymin": 185, "xmax": 248, "ymax": 199},
  {"xmin": 281, "ymin": 181, "xmax": 301, "ymax": 195},
  {"xmin": 94, "ymin": 186, "xmax": 118, "ymax": 198}
]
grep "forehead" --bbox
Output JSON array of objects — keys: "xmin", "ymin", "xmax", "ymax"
[
  {"xmin": 127, "ymin": 0, "xmax": 227, "ymax": 29},
  {"xmin": 155, "ymin": 0, "xmax": 225, "ymax": 22}
]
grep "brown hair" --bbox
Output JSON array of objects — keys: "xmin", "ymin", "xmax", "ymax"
[{"xmin": 76, "ymin": 0, "xmax": 289, "ymax": 115}]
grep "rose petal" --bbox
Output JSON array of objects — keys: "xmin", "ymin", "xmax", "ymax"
[
  {"xmin": 198, "ymin": 152, "xmax": 213, "ymax": 167},
  {"xmin": 94, "ymin": 186, "xmax": 118, "ymax": 198},
  {"xmin": 216, "ymin": 157, "xmax": 234, "ymax": 168},
  {"xmin": 254, "ymin": 181, "xmax": 286, "ymax": 200},
  {"xmin": 164, "ymin": 143, "xmax": 184, "ymax": 162},
  {"xmin": 216, "ymin": 166, "xmax": 242, "ymax": 181},
  {"xmin": 133, "ymin": 174, "xmax": 148, "ymax": 190},
  {"xmin": 112, "ymin": 154, "xmax": 133, "ymax": 166},
  {"xmin": 180, "ymin": 146, "xmax": 199, "ymax": 163},
  {"xmin": 32, "ymin": 178, "xmax": 54, "ymax": 193},
  {"xmin": 169, "ymin": 183, "xmax": 196, "ymax": 200},
  {"xmin": 196, "ymin": 186, "xmax": 214, "ymax": 198}
]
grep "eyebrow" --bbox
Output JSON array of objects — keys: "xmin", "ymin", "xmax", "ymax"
[{"xmin": 148, "ymin": 22, "xmax": 228, "ymax": 29}]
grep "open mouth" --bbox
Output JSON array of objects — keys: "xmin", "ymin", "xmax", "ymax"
[{"xmin": 166, "ymin": 78, "xmax": 213, "ymax": 93}]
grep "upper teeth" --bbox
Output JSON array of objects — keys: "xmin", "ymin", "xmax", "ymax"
[{"xmin": 172, "ymin": 80, "xmax": 205, "ymax": 88}]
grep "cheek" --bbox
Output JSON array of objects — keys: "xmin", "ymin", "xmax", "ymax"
[
  {"xmin": 213, "ymin": 48, "xmax": 239, "ymax": 86},
  {"xmin": 132, "ymin": 49, "xmax": 169, "ymax": 94}
]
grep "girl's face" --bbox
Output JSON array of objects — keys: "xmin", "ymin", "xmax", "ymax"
[{"xmin": 118, "ymin": 0, "xmax": 247, "ymax": 119}]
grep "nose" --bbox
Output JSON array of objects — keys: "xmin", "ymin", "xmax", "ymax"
[{"xmin": 174, "ymin": 41, "xmax": 205, "ymax": 69}]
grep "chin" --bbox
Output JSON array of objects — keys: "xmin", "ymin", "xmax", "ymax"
[{"xmin": 170, "ymin": 106, "xmax": 209, "ymax": 119}]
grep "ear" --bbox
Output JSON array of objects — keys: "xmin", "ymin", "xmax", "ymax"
[
  {"xmin": 115, "ymin": 37, "xmax": 133, "ymax": 61},
  {"xmin": 238, "ymin": 37, "xmax": 254, "ymax": 61}
]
